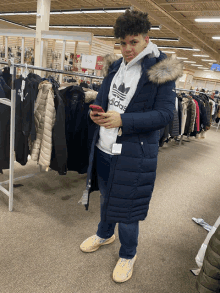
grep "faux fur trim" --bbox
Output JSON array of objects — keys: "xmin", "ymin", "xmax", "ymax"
[
  {"xmin": 101, "ymin": 53, "xmax": 183, "ymax": 84},
  {"xmin": 102, "ymin": 54, "xmax": 121, "ymax": 78},
  {"xmin": 148, "ymin": 56, "xmax": 183, "ymax": 84},
  {"xmin": 85, "ymin": 90, "xmax": 98, "ymax": 103}
]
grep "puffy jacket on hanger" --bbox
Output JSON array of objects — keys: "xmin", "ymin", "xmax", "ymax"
[
  {"xmin": 30, "ymin": 81, "xmax": 56, "ymax": 168},
  {"xmin": 196, "ymin": 224, "xmax": 220, "ymax": 293}
]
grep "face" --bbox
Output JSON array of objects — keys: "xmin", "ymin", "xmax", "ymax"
[{"xmin": 120, "ymin": 34, "xmax": 150, "ymax": 63}]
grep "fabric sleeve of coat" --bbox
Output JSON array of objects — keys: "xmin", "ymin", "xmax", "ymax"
[
  {"xmin": 196, "ymin": 224, "xmax": 220, "ymax": 293},
  {"xmin": 50, "ymin": 92, "xmax": 67, "ymax": 175},
  {"xmin": 121, "ymin": 80, "xmax": 176, "ymax": 134}
]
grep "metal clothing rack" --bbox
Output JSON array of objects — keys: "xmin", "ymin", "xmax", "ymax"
[{"xmin": 0, "ymin": 59, "xmax": 103, "ymax": 211}]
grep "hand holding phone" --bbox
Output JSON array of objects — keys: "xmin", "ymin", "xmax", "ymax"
[{"xmin": 89, "ymin": 105, "xmax": 105, "ymax": 116}]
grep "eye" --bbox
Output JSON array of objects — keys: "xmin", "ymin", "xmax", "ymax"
[
  {"xmin": 120, "ymin": 42, "xmax": 126, "ymax": 46},
  {"xmin": 131, "ymin": 41, "xmax": 137, "ymax": 45}
]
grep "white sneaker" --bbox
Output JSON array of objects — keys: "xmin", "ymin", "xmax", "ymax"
[{"xmin": 80, "ymin": 234, "xmax": 115, "ymax": 253}]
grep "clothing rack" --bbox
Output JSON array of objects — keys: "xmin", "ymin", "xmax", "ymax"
[
  {"xmin": 174, "ymin": 88, "xmax": 210, "ymax": 145},
  {"xmin": 0, "ymin": 59, "xmax": 103, "ymax": 211}
]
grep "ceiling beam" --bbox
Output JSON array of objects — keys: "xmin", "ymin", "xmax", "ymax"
[{"xmin": 129, "ymin": 0, "xmax": 219, "ymax": 62}]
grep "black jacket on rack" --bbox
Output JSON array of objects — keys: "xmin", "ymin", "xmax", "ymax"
[
  {"xmin": 59, "ymin": 86, "xmax": 95, "ymax": 174},
  {"xmin": 14, "ymin": 75, "xmax": 41, "ymax": 166},
  {"xmin": 50, "ymin": 88, "xmax": 68, "ymax": 175},
  {"xmin": 0, "ymin": 74, "xmax": 11, "ymax": 173}
]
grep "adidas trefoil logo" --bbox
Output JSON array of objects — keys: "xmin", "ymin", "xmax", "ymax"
[{"xmin": 112, "ymin": 83, "xmax": 130, "ymax": 101}]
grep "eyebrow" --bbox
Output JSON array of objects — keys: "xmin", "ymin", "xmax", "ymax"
[{"xmin": 120, "ymin": 39, "xmax": 139, "ymax": 43}]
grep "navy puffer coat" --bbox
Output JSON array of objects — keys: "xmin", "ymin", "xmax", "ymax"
[{"xmin": 82, "ymin": 52, "xmax": 183, "ymax": 224}]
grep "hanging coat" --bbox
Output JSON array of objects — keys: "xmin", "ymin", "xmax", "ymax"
[{"xmin": 81, "ymin": 53, "xmax": 183, "ymax": 224}]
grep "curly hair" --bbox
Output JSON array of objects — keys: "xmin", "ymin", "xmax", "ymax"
[{"xmin": 114, "ymin": 10, "xmax": 151, "ymax": 39}]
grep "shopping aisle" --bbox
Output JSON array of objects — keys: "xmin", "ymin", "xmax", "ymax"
[{"xmin": 0, "ymin": 127, "xmax": 219, "ymax": 293}]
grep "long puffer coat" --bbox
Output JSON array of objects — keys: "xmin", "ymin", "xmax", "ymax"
[
  {"xmin": 30, "ymin": 81, "xmax": 56, "ymax": 167},
  {"xmin": 196, "ymin": 224, "xmax": 220, "ymax": 293},
  {"xmin": 82, "ymin": 53, "xmax": 183, "ymax": 224}
]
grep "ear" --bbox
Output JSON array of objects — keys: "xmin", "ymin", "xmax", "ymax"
[{"xmin": 144, "ymin": 35, "xmax": 149, "ymax": 44}]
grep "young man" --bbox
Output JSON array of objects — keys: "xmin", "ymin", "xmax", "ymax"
[{"xmin": 79, "ymin": 10, "xmax": 183, "ymax": 283}]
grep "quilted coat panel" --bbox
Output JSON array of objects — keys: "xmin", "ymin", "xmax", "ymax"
[{"xmin": 31, "ymin": 81, "xmax": 56, "ymax": 167}]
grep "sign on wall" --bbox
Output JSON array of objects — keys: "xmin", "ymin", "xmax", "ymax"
[{"xmin": 81, "ymin": 55, "xmax": 97, "ymax": 70}]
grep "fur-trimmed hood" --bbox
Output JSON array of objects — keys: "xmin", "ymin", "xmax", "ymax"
[{"xmin": 101, "ymin": 53, "xmax": 183, "ymax": 84}]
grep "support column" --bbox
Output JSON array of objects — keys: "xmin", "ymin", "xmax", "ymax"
[
  {"xmin": 5, "ymin": 36, "xmax": 8, "ymax": 60},
  {"xmin": 21, "ymin": 37, "xmax": 25, "ymax": 75},
  {"xmin": 59, "ymin": 40, "xmax": 66, "ymax": 84},
  {"xmin": 35, "ymin": 0, "xmax": 51, "ymax": 76}
]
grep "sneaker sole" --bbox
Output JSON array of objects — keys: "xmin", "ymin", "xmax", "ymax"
[{"xmin": 80, "ymin": 234, "xmax": 116, "ymax": 253}]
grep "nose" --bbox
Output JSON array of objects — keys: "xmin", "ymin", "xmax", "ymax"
[{"xmin": 125, "ymin": 44, "xmax": 132, "ymax": 52}]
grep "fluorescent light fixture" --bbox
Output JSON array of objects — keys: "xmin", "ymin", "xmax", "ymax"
[
  {"xmin": 150, "ymin": 37, "xmax": 179, "ymax": 41},
  {"xmin": 0, "ymin": 8, "xmax": 129, "ymax": 16},
  {"xmin": 0, "ymin": 12, "xmax": 37, "ymax": 16},
  {"xmin": 158, "ymin": 46, "xmax": 200, "ymax": 51},
  {"xmin": 183, "ymin": 61, "xmax": 196, "ymax": 63},
  {"xmin": 199, "ymin": 67, "xmax": 209, "ymax": 69},
  {"xmin": 51, "ymin": 8, "xmax": 128, "ymax": 14},
  {"xmin": 212, "ymin": 36, "xmax": 220, "ymax": 40},
  {"xmin": 193, "ymin": 54, "xmax": 209, "ymax": 57},
  {"xmin": 162, "ymin": 51, "xmax": 175, "ymax": 54},
  {"xmin": 191, "ymin": 64, "xmax": 203, "ymax": 66},
  {"xmin": 195, "ymin": 18, "xmax": 220, "ymax": 23},
  {"xmin": 30, "ymin": 25, "xmax": 114, "ymax": 29},
  {"xmin": 176, "ymin": 57, "xmax": 188, "ymax": 60},
  {"xmin": 208, "ymin": 63, "xmax": 213, "ymax": 65},
  {"xmin": 94, "ymin": 35, "xmax": 115, "ymax": 38},
  {"xmin": 202, "ymin": 59, "xmax": 217, "ymax": 62}
]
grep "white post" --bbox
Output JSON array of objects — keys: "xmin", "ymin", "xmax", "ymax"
[
  {"xmin": 21, "ymin": 37, "xmax": 25, "ymax": 75},
  {"xmin": 9, "ymin": 61, "xmax": 16, "ymax": 211},
  {"xmin": 35, "ymin": 0, "xmax": 51, "ymax": 76},
  {"xmin": 5, "ymin": 36, "xmax": 8, "ymax": 60},
  {"xmin": 59, "ymin": 40, "xmax": 66, "ymax": 84}
]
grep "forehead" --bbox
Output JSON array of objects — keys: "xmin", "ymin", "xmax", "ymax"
[{"xmin": 120, "ymin": 34, "xmax": 143, "ymax": 41}]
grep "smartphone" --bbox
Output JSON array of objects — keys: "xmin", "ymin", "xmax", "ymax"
[{"xmin": 89, "ymin": 105, "xmax": 105, "ymax": 116}]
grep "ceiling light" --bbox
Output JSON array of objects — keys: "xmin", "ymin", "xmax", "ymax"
[
  {"xmin": 158, "ymin": 46, "xmax": 200, "ymax": 51},
  {"xmin": 29, "ymin": 25, "xmax": 114, "ymax": 29},
  {"xmin": 212, "ymin": 36, "xmax": 220, "ymax": 40},
  {"xmin": 162, "ymin": 51, "xmax": 175, "ymax": 54},
  {"xmin": 202, "ymin": 59, "xmax": 217, "ymax": 62},
  {"xmin": 94, "ymin": 35, "xmax": 115, "ymax": 38},
  {"xmin": 176, "ymin": 57, "xmax": 188, "ymax": 60},
  {"xmin": 193, "ymin": 54, "xmax": 209, "ymax": 57},
  {"xmin": 208, "ymin": 63, "xmax": 213, "ymax": 65},
  {"xmin": 195, "ymin": 18, "xmax": 220, "ymax": 23},
  {"xmin": 191, "ymin": 64, "xmax": 203, "ymax": 66},
  {"xmin": 150, "ymin": 37, "xmax": 179, "ymax": 41},
  {"xmin": 150, "ymin": 26, "xmax": 161, "ymax": 30},
  {"xmin": 183, "ymin": 61, "xmax": 196, "ymax": 63},
  {"xmin": 199, "ymin": 67, "xmax": 209, "ymax": 69},
  {"xmin": 0, "ymin": 12, "xmax": 37, "ymax": 16},
  {"xmin": 0, "ymin": 8, "xmax": 130, "ymax": 16}
]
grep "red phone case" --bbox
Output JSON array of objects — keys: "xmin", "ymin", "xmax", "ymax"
[{"xmin": 89, "ymin": 105, "xmax": 105, "ymax": 112}]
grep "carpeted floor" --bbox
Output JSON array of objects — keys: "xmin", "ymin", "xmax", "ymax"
[{"xmin": 0, "ymin": 126, "xmax": 219, "ymax": 293}]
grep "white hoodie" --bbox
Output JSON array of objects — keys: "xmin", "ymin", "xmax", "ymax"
[{"xmin": 96, "ymin": 41, "xmax": 160, "ymax": 155}]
